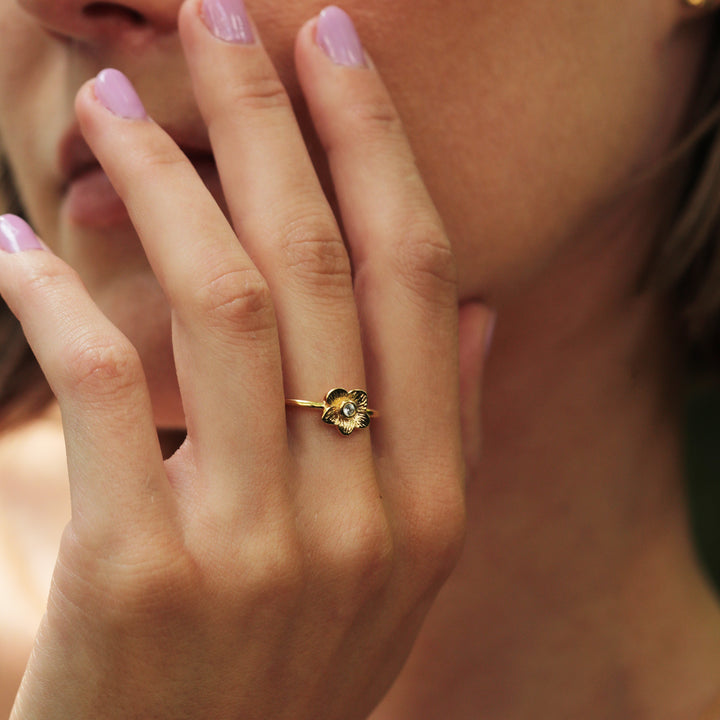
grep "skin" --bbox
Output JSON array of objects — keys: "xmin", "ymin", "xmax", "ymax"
[{"xmin": 0, "ymin": 0, "xmax": 720, "ymax": 718}]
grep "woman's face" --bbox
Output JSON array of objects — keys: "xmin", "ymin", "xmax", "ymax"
[{"xmin": 0, "ymin": 0, "xmax": 712, "ymax": 423}]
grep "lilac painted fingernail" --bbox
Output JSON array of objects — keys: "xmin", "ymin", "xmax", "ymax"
[
  {"xmin": 94, "ymin": 69, "xmax": 147, "ymax": 120},
  {"xmin": 202, "ymin": 0, "xmax": 254, "ymax": 44},
  {"xmin": 0, "ymin": 215, "xmax": 43, "ymax": 253},
  {"xmin": 316, "ymin": 6, "xmax": 366, "ymax": 68}
]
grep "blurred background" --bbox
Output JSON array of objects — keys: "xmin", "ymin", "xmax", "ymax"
[{"xmin": 687, "ymin": 379, "xmax": 720, "ymax": 591}]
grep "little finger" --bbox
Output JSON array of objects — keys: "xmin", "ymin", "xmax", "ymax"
[{"xmin": 0, "ymin": 215, "xmax": 170, "ymax": 541}]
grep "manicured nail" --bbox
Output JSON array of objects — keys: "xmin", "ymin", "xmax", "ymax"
[
  {"xmin": 316, "ymin": 6, "xmax": 366, "ymax": 67},
  {"xmin": 94, "ymin": 69, "xmax": 147, "ymax": 120},
  {"xmin": 0, "ymin": 215, "xmax": 43, "ymax": 253},
  {"xmin": 202, "ymin": 0, "xmax": 254, "ymax": 44}
]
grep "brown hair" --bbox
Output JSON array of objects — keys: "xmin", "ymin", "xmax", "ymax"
[
  {"xmin": 0, "ymin": 158, "xmax": 53, "ymax": 431},
  {"xmin": 642, "ymin": 16, "xmax": 720, "ymax": 382}
]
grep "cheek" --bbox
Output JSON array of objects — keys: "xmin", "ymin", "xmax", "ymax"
[
  {"xmin": 0, "ymin": 5, "xmax": 68, "ymax": 243},
  {"xmin": 348, "ymin": 2, "xmax": 703, "ymax": 303}
]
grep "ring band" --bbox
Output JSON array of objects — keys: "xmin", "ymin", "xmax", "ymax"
[{"xmin": 286, "ymin": 388, "xmax": 376, "ymax": 435}]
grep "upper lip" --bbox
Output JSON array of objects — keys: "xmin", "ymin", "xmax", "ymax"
[{"xmin": 58, "ymin": 121, "xmax": 216, "ymax": 192}]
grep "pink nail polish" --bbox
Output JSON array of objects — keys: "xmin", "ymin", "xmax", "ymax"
[
  {"xmin": 94, "ymin": 69, "xmax": 147, "ymax": 120},
  {"xmin": 316, "ymin": 6, "xmax": 366, "ymax": 68},
  {"xmin": 0, "ymin": 215, "xmax": 43, "ymax": 253},
  {"xmin": 202, "ymin": 0, "xmax": 254, "ymax": 44}
]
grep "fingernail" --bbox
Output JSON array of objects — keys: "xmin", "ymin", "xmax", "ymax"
[
  {"xmin": 0, "ymin": 215, "xmax": 43, "ymax": 253},
  {"xmin": 316, "ymin": 6, "xmax": 366, "ymax": 67},
  {"xmin": 202, "ymin": 0, "xmax": 254, "ymax": 44},
  {"xmin": 94, "ymin": 69, "xmax": 147, "ymax": 120}
]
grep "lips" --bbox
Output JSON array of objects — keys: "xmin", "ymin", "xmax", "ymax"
[
  {"xmin": 58, "ymin": 124, "xmax": 219, "ymax": 228},
  {"xmin": 59, "ymin": 131, "xmax": 99, "ymax": 188}
]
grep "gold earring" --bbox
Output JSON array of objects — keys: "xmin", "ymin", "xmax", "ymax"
[{"xmin": 683, "ymin": 0, "xmax": 711, "ymax": 7}]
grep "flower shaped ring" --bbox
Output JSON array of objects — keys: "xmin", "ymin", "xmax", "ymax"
[{"xmin": 285, "ymin": 388, "xmax": 376, "ymax": 435}]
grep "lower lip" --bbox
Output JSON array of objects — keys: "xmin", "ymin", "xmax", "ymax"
[{"xmin": 62, "ymin": 167, "xmax": 129, "ymax": 228}]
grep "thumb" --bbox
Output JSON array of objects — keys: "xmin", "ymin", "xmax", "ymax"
[{"xmin": 458, "ymin": 302, "xmax": 496, "ymax": 477}]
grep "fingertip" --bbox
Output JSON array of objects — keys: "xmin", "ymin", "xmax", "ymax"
[
  {"xmin": 296, "ymin": 7, "xmax": 374, "ymax": 71},
  {"xmin": 294, "ymin": 14, "xmax": 318, "ymax": 51},
  {"xmin": 73, "ymin": 80, "xmax": 106, "ymax": 158},
  {"xmin": 294, "ymin": 15, "xmax": 323, "ymax": 73},
  {"xmin": 73, "ymin": 78, "xmax": 96, "ymax": 118},
  {"xmin": 94, "ymin": 69, "xmax": 148, "ymax": 120},
  {"xmin": 177, "ymin": 0, "xmax": 202, "ymax": 50},
  {"xmin": 315, "ymin": 6, "xmax": 367, "ymax": 68},
  {"xmin": 0, "ymin": 214, "xmax": 44, "ymax": 254}
]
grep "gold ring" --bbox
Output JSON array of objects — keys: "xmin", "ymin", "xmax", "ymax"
[{"xmin": 286, "ymin": 388, "xmax": 376, "ymax": 435}]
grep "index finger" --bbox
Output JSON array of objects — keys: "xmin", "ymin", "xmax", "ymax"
[{"xmin": 0, "ymin": 218, "xmax": 171, "ymax": 542}]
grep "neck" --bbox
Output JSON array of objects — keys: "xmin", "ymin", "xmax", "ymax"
[{"xmin": 372, "ymin": 212, "xmax": 720, "ymax": 719}]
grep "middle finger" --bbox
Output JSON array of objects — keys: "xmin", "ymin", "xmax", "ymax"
[{"xmin": 178, "ymin": 0, "xmax": 370, "ymax": 450}]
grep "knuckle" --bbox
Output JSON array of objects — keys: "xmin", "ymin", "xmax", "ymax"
[
  {"xmin": 388, "ymin": 219, "xmax": 458, "ymax": 305},
  {"xmin": 54, "ymin": 527, "xmax": 198, "ymax": 626},
  {"xmin": 405, "ymin": 490, "xmax": 467, "ymax": 587},
  {"xmin": 353, "ymin": 518, "xmax": 395, "ymax": 589},
  {"xmin": 107, "ymin": 550, "xmax": 199, "ymax": 623},
  {"xmin": 141, "ymin": 143, "xmax": 188, "ymax": 174},
  {"xmin": 237, "ymin": 534, "xmax": 305, "ymax": 610},
  {"xmin": 192, "ymin": 265, "xmax": 276, "ymax": 336},
  {"xmin": 60, "ymin": 332, "xmax": 143, "ymax": 400},
  {"xmin": 21, "ymin": 259, "xmax": 81, "ymax": 304},
  {"xmin": 15, "ymin": 261, "xmax": 145, "ymax": 401},
  {"xmin": 431, "ymin": 504, "xmax": 467, "ymax": 578},
  {"xmin": 192, "ymin": 511, "xmax": 306, "ymax": 611},
  {"xmin": 275, "ymin": 215, "xmax": 351, "ymax": 293},
  {"xmin": 321, "ymin": 510, "xmax": 394, "ymax": 600},
  {"xmin": 341, "ymin": 98, "xmax": 404, "ymax": 146},
  {"xmin": 223, "ymin": 73, "xmax": 290, "ymax": 115}
]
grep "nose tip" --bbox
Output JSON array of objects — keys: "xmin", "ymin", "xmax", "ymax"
[{"xmin": 18, "ymin": 0, "xmax": 183, "ymax": 42}]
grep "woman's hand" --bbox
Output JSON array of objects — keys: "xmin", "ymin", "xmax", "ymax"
[{"xmin": 2, "ymin": 3, "xmax": 494, "ymax": 718}]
